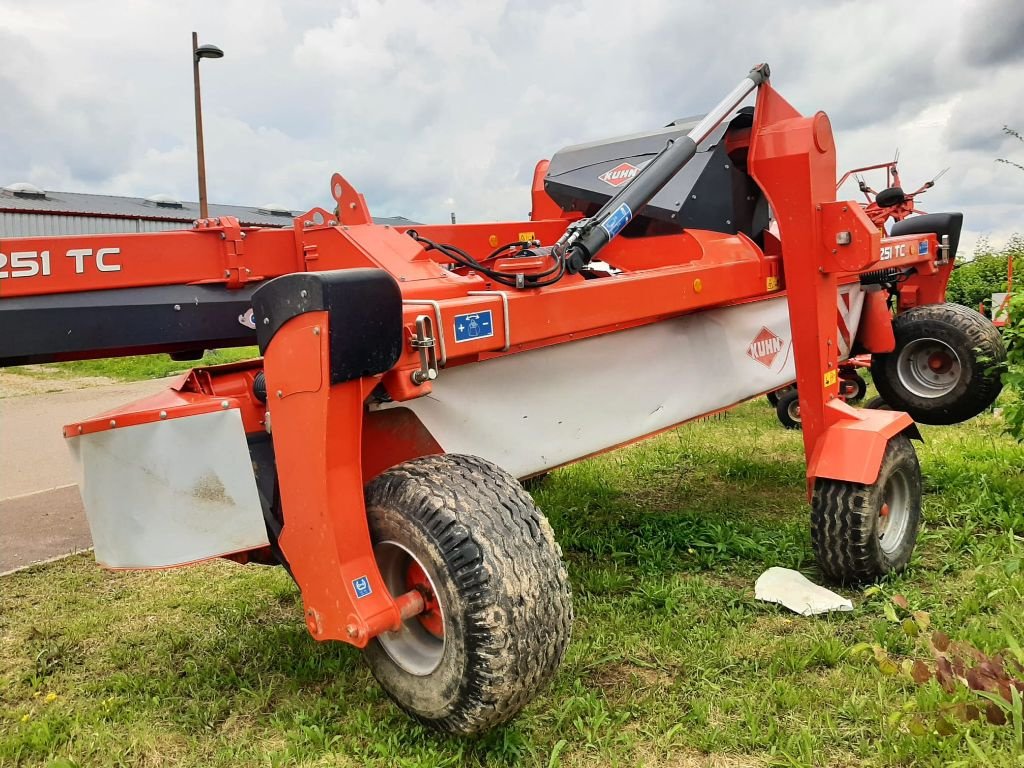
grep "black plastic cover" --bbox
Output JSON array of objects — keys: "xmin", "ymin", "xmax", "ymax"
[
  {"xmin": 252, "ymin": 268, "xmax": 403, "ymax": 384},
  {"xmin": 890, "ymin": 212, "xmax": 963, "ymax": 261},
  {"xmin": 544, "ymin": 109, "xmax": 766, "ymax": 237}
]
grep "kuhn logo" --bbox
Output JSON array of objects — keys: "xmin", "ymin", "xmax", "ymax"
[
  {"xmin": 598, "ymin": 163, "xmax": 641, "ymax": 187},
  {"xmin": 748, "ymin": 327, "xmax": 784, "ymax": 368}
]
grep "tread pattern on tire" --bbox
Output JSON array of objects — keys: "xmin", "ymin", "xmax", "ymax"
[
  {"xmin": 871, "ymin": 302, "xmax": 1004, "ymax": 425},
  {"xmin": 811, "ymin": 435, "xmax": 921, "ymax": 585},
  {"xmin": 363, "ymin": 454, "xmax": 573, "ymax": 734}
]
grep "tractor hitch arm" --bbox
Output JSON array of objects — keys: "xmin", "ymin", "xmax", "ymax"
[{"xmin": 554, "ymin": 63, "xmax": 771, "ymax": 271}]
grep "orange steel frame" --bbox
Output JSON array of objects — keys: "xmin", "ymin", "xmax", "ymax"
[{"xmin": 7, "ymin": 77, "xmax": 954, "ymax": 647}]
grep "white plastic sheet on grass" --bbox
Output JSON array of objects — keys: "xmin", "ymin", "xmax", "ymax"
[{"xmin": 755, "ymin": 567, "xmax": 853, "ymax": 616}]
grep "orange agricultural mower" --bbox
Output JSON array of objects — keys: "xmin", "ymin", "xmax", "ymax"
[{"xmin": 0, "ymin": 65, "xmax": 1006, "ymax": 733}]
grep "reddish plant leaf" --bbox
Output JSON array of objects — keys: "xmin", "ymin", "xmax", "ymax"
[
  {"xmin": 952, "ymin": 657, "xmax": 967, "ymax": 682},
  {"xmin": 966, "ymin": 667, "xmax": 999, "ymax": 693},
  {"xmin": 892, "ymin": 594, "xmax": 910, "ymax": 610},
  {"xmin": 985, "ymin": 702, "xmax": 1007, "ymax": 726},
  {"xmin": 911, "ymin": 659, "xmax": 932, "ymax": 685},
  {"xmin": 951, "ymin": 641, "xmax": 987, "ymax": 664},
  {"xmin": 950, "ymin": 703, "xmax": 982, "ymax": 722},
  {"xmin": 934, "ymin": 716, "xmax": 955, "ymax": 736},
  {"xmin": 932, "ymin": 631, "xmax": 951, "ymax": 652},
  {"xmin": 996, "ymin": 681, "xmax": 1014, "ymax": 703},
  {"xmin": 936, "ymin": 657, "xmax": 956, "ymax": 693}
]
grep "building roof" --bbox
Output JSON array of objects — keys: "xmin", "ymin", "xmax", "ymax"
[{"xmin": 0, "ymin": 185, "xmax": 416, "ymax": 228}]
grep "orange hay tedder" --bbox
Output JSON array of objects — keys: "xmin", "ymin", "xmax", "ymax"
[{"xmin": 0, "ymin": 64, "xmax": 1005, "ymax": 733}]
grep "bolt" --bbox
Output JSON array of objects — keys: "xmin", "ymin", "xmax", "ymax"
[
  {"xmin": 300, "ymin": 289, "xmax": 308, "ymax": 299},
  {"xmin": 313, "ymin": 326, "xmax": 321, "ymax": 336},
  {"xmin": 173, "ymin": 304, "xmax": 181, "ymax": 311},
  {"xmin": 159, "ymin": 410, "xmax": 168, "ymax": 420},
  {"xmin": 240, "ymin": 232, "xmax": 247, "ymax": 239},
  {"xmin": 224, "ymin": 270, "xmax": 231, "ymax": 278},
  {"xmin": 276, "ymin": 390, "xmax": 283, "ymax": 399},
  {"xmin": 109, "ymin": 419, "xmax": 117, "ymax": 428},
  {"xmin": 220, "ymin": 232, "xmax": 227, "ymax": 240},
  {"xmin": 263, "ymin": 317, "xmax": 270, "ymax": 326},
  {"xmin": 346, "ymin": 624, "xmax": 360, "ymax": 639},
  {"xmin": 220, "ymin": 400, "xmax": 230, "ymax": 409},
  {"xmin": 77, "ymin": 425, "xmax": 83, "ymax": 434}
]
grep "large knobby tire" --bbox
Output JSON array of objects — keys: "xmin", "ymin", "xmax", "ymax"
[
  {"xmin": 362, "ymin": 454, "xmax": 573, "ymax": 734},
  {"xmin": 870, "ymin": 303, "xmax": 1004, "ymax": 425},
  {"xmin": 811, "ymin": 435, "xmax": 921, "ymax": 584}
]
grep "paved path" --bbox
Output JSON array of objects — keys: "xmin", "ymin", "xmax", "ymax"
[{"xmin": 0, "ymin": 376, "xmax": 170, "ymax": 574}]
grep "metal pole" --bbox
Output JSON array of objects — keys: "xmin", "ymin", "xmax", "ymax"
[{"xmin": 192, "ymin": 31, "xmax": 209, "ymax": 220}]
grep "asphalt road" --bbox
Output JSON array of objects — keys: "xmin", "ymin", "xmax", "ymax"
[{"xmin": 0, "ymin": 376, "xmax": 169, "ymax": 574}]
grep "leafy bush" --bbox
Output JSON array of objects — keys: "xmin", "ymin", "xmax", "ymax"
[{"xmin": 945, "ymin": 239, "xmax": 1015, "ymax": 311}]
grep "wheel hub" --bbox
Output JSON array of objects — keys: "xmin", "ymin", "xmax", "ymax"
[
  {"xmin": 374, "ymin": 540, "xmax": 447, "ymax": 676},
  {"xmin": 895, "ymin": 337, "xmax": 962, "ymax": 398},
  {"xmin": 878, "ymin": 468, "xmax": 911, "ymax": 556}
]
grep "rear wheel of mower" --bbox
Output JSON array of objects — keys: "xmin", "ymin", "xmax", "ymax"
[
  {"xmin": 870, "ymin": 303, "xmax": 1005, "ymax": 425},
  {"xmin": 839, "ymin": 372, "xmax": 867, "ymax": 405},
  {"xmin": 862, "ymin": 395, "xmax": 891, "ymax": 411},
  {"xmin": 363, "ymin": 454, "xmax": 573, "ymax": 735},
  {"xmin": 775, "ymin": 389, "xmax": 801, "ymax": 429},
  {"xmin": 766, "ymin": 385, "xmax": 794, "ymax": 407},
  {"xmin": 811, "ymin": 435, "xmax": 921, "ymax": 584}
]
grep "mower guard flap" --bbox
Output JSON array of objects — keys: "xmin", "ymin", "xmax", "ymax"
[{"xmin": 808, "ymin": 400, "xmax": 918, "ymax": 486}]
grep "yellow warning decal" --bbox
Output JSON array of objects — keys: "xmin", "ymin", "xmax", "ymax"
[
  {"xmin": 518, "ymin": 231, "xmax": 535, "ymax": 242},
  {"xmin": 824, "ymin": 369, "xmax": 838, "ymax": 388},
  {"xmin": 766, "ymin": 276, "xmax": 780, "ymax": 291}
]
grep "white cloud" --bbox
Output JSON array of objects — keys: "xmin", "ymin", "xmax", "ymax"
[{"xmin": 1, "ymin": 0, "xmax": 1021, "ymax": 252}]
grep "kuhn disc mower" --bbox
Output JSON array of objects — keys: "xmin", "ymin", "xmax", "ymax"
[{"xmin": 0, "ymin": 64, "xmax": 1003, "ymax": 733}]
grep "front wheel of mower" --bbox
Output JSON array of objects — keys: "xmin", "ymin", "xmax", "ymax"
[
  {"xmin": 362, "ymin": 454, "xmax": 573, "ymax": 735},
  {"xmin": 811, "ymin": 435, "xmax": 921, "ymax": 584},
  {"xmin": 870, "ymin": 303, "xmax": 1005, "ymax": 425},
  {"xmin": 775, "ymin": 389, "xmax": 802, "ymax": 429}
]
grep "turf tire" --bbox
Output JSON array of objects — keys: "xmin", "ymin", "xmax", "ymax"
[
  {"xmin": 870, "ymin": 303, "xmax": 1004, "ymax": 425},
  {"xmin": 362, "ymin": 454, "xmax": 573, "ymax": 734},
  {"xmin": 775, "ymin": 389, "xmax": 802, "ymax": 430},
  {"xmin": 811, "ymin": 435, "xmax": 921, "ymax": 585}
]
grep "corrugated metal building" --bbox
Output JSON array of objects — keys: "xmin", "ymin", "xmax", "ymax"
[{"xmin": 0, "ymin": 182, "xmax": 414, "ymax": 237}]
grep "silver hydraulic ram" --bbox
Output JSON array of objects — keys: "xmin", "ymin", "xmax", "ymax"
[{"xmin": 554, "ymin": 63, "xmax": 771, "ymax": 272}]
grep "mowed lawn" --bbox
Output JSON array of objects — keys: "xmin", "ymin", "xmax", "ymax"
[{"xmin": 2, "ymin": 383, "xmax": 1023, "ymax": 767}]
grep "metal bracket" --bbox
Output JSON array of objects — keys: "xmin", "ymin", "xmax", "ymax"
[
  {"xmin": 936, "ymin": 234, "xmax": 951, "ymax": 266},
  {"xmin": 467, "ymin": 290, "xmax": 511, "ymax": 352},
  {"xmin": 410, "ymin": 315, "xmax": 439, "ymax": 385},
  {"xmin": 402, "ymin": 299, "xmax": 447, "ymax": 366},
  {"xmin": 194, "ymin": 215, "xmax": 252, "ymax": 289}
]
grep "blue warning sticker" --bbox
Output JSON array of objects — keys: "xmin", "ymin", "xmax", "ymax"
[
  {"xmin": 600, "ymin": 202, "xmax": 633, "ymax": 240},
  {"xmin": 352, "ymin": 576, "xmax": 372, "ymax": 599},
  {"xmin": 454, "ymin": 310, "xmax": 494, "ymax": 343},
  {"xmin": 918, "ymin": 240, "xmax": 929, "ymax": 256}
]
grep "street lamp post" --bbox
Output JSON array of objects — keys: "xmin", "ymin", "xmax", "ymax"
[{"xmin": 192, "ymin": 32, "xmax": 224, "ymax": 220}]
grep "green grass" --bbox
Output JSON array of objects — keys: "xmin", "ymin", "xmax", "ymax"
[
  {"xmin": 6, "ymin": 348, "xmax": 260, "ymax": 383},
  {"xmin": 2, "ymin": 395, "xmax": 1023, "ymax": 767}
]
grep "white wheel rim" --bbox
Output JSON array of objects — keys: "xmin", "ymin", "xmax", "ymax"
[
  {"xmin": 373, "ymin": 540, "xmax": 446, "ymax": 676},
  {"xmin": 878, "ymin": 466, "xmax": 912, "ymax": 556},
  {"xmin": 895, "ymin": 337, "xmax": 961, "ymax": 398}
]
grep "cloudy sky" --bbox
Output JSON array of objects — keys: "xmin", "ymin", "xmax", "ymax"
[{"xmin": 2, "ymin": 0, "xmax": 1023, "ymax": 253}]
